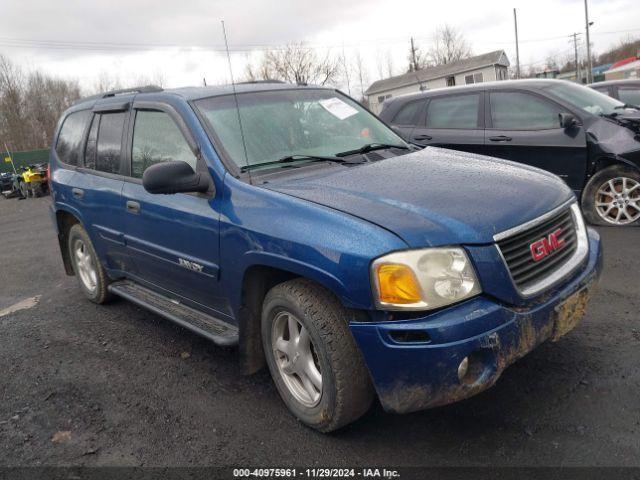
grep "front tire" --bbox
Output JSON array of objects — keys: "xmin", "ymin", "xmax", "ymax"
[
  {"xmin": 262, "ymin": 279, "xmax": 374, "ymax": 432},
  {"xmin": 582, "ymin": 165, "xmax": 640, "ymax": 226},
  {"xmin": 68, "ymin": 224, "xmax": 112, "ymax": 303}
]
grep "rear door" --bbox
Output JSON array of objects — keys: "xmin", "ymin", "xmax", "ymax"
[
  {"xmin": 408, "ymin": 92, "xmax": 485, "ymax": 155},
  {"xmin": 120, "ymin": 102, "xmax": 226, "ymax": 315},
  {"xmin": 485, "ymin": 89, "xmax": 588, "ymax": 191},
  {"xmin": 54, "ymin": 104, "xmax": 132, "ymax": 274}
]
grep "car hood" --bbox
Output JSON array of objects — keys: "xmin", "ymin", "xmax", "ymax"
[{"xmin": 263, "ymin": 147, "xmax": 575, "ymax": 247}]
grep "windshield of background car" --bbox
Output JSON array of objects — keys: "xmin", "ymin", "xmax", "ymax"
[
  {"xmin": 195, "ymin": 89, "xmax": 406, "ymax": 170},
  {"xmin": 542, "ymin": 81, "xmax": 626, "ymax": 116}
]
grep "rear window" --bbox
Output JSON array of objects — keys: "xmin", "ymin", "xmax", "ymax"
[
  {"xmin": 55, "ymin": 110, "xmax": 91, "ymax": 166},
  {"xmin": 426, "ymin": 94, "xmax": 480, "ymax": 129}
]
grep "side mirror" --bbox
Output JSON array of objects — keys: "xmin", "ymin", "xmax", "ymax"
[
  {"xmin": 559, "ymin": 113, "xmax": 578, "ymax": 129},
  {"xmin": 142, "ymin": 161, "xmax": 210, "ymax": 195}
]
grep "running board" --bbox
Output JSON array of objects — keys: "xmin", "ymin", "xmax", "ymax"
[{"xmin": 108, "ymin": 280, "xmax": 238, "ymax": 346}]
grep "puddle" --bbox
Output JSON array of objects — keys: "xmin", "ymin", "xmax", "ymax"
[{"xmin": 0, "ymin": 296, "xmax": 41, "ymax": 318}]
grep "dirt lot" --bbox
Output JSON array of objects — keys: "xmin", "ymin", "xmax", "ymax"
[{"xmin": 1, "ymin": 196, "xmax": 639, "ymax": 468}]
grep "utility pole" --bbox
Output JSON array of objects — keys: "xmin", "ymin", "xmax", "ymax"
[
  {"xmin": 410, "ymin": 37, "xmax": 418, "ymax": 72},
  {"xmin": 570, "ymin": 33, "xmax": 582, "ymax": 82},
  {"xmin": 513, "ymin": 9, "xmax": 521, "ymax": 79},
  {"xmin": 584, "ymin": 0, "xmax": 593, "ymax": 83}
]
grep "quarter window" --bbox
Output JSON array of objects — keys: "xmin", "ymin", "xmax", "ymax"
[
  {"xmin": 392, "ymin": 101, "xmax": 422, "ymax": 125},
  {"xmin": 55, "ymin": 110, "xmax": 91, "ymax": 166},
  {"xmin": 426, "ymin": 94, "xmax": 480, "ymax": 129},
  {"xmin": 490, "ymin": 91, "xmax": 561, "ymax": 130},
  {"xmin": 131, "ymin": 110, "xmax": 196, "ymax": 178}
]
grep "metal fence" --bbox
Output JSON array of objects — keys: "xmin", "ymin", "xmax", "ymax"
[{"xmin": 1, "ymin": 149, "xmax": 49, "ymax": 174}]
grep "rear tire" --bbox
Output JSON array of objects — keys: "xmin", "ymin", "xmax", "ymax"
[
  {"xmin": 582, "ymin": 165, "xmax": 640, "ymax": 226},
  {"xmin": 68, "ymin": 224, "xmax": 112, "ymax": 304},
  {"xmin": 261, "ymin": 279, "xmax": 374, "ymax": 432}
]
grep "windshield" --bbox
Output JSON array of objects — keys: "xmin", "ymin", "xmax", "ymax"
[
  {"xmin": 542, "ymin": 81, "xmax": 626, "ymax": 116},
  {"xmin": 195, "ymin": 88, "xmax": 406, "ymax": 170}
]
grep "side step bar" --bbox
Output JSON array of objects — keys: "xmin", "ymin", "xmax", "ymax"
[{"xmin": 108, "ymin": 280, "xmax": 238, "ymax": 346}]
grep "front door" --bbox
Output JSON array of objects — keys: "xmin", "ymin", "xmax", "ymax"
[
  {"xmin": 408, "ymin": 92, "xmax": 485, "ymax": 155},
  {"xmin": 120, "ymin": 105, "xmax": 226, "ymax": 316},
  {"xmin": 485, "ymin": 90, "xmax": 588, "ymax": 191}
]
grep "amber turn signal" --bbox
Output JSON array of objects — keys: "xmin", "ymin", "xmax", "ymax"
[{"xmin": 376, "ymin": 264, "xmax": 422, "ymax": 304}]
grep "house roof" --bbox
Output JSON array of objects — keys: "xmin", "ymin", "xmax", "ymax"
[
  {"xmin": 604, "ymin": 59, "xmax": 640, "ymax": 75},
  {"xmin": 365, "ymin": 50, "xmax": 509, "ymax": 96}
]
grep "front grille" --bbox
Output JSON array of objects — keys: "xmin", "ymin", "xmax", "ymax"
[{"xmin": 497, "ymin": 208, "xmax": 577, "ymax": 292}]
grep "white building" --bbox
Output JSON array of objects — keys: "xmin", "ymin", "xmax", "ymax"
[{"xmin": 365, "ymin": 50, "xmax": 510, "ymax": 113}]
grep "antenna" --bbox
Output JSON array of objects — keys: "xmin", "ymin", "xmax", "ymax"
[{"xmin": 221, "ymin": 20, "xmax": 252, "ymax": 183}]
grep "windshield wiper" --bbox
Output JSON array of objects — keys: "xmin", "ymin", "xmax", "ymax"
[
  {"xmin": 335, "ymin": 143, "xmax": 410, "ymax": 157},
  {"xmin": 614, "ymin": 104, "xmax": 639, "ymax": 110},
  {"xmin": 240, "ymin": 154, "xmax": 363, "ymax": 172}
]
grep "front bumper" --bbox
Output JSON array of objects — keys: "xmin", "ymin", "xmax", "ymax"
[{"xmin": 350, "ymin": 227, "xmax": 603, "ymax": 414}]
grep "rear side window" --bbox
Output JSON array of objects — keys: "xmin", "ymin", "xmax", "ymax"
[
  {"xmin": 426, "ymin": 94, "xmax": 480, "ymax": 129},
  {"xmin": 55, "ymin": 110, "xmax": 91, "ymax": 166},
  {"xmin": 95, "ymin": 112, "xmax": 125, "ymax": 174},
  {"xmin": 131, "ymin": 110, "xmax": 196, "ymax": 178},
  {"xmin": 490, "ymin": 91, "xmax": 560, "ymax": 130},
  {"xmin": 392, "ymin": 101, "xmax": 422, "ymax": 125},
  {"xmin": 618, "ymin": 87, "xmax": 640, "ymax": 106}
]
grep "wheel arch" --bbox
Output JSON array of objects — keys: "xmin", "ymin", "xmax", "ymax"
[
  {"xmin": 235, "ymin": 255, "xmax": 360, "ymax": 376},
  {"xmin": 54, "ymin": 207, "xmax": 84, "ymax": 276}
]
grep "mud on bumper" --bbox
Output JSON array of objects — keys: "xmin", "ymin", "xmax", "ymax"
[{"xmin": 350, "ymin": 228, "xmax": 603, "ymax": 414}]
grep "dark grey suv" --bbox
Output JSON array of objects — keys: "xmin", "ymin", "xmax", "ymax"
[{"xmin": 379, "ymin": 79, "xmax": 640, "ymax": 226}]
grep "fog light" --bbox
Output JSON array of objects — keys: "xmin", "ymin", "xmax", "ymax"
[{"xmin": 457, "ymin": 356, "xmax": 469, "ymax": 382}]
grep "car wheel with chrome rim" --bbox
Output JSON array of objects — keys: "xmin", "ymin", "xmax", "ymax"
[
  {"xmin": 261, "ymin": 278, "xmax": 374, "ymax": 432},
  {"xmin": 582, "ymin": 165, "xmax": 640, "ymax": 227},
  {"xmin": 68, "ymin": 223, "xmax": 112, "ymax": 303}
]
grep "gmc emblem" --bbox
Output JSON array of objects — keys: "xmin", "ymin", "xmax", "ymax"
[{"xmin": 530, "ymin": 228, "xmax": 566, "ymax": 262}]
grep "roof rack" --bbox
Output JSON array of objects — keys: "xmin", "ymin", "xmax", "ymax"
[
  {"xmin": 236, "ymin": 79, "xmax": 286, "ymax": 85},
  {"xmin": 73, "ymin": 85, "xmax": 163, "ymax": 105}
]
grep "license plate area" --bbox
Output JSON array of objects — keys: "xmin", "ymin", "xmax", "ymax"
[{"xmin": 551, "ymin": 287, "xmax": 591, "ymax": 341}]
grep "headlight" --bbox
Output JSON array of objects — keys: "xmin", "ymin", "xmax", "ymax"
[{"xmin": 371, "ymin": 247, "xmax": 482, "ymax": 311}]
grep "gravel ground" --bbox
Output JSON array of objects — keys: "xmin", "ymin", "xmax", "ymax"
[{"xmin": 0, "ymin": 196, "xmax": 639, "ymax": 468}]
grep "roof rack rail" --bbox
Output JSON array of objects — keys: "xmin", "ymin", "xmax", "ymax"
[
  {"xmin": 101, "ymin": 85, "xmax": 163, "ymax": 98},
  {"xmin": 236, "ymin": 79, "xmax": 286, "ymax": 85},
  {"xmin": 73, "ymin": 85, "xmax": 163, "ymax": 105}
]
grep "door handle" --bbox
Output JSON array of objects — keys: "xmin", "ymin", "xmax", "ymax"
[
  {"xmin": 489, "ymin": 135, "xmax": 512, "ymax": 142},
  {"xmin": 72, "ymin": 188, "xmax": 84, "ymax": 199},
  {"xmin": 413, "ymin": 134, "xmax": 433, "ymax": 141},
  {"xmin": 126, "ymin": 200, "xmax": 140, "ymax": 214}
]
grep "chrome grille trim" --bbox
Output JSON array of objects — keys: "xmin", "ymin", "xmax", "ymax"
[{"xmin": 494, "ymin": 202, "xmax": 589, "ymax": 298}]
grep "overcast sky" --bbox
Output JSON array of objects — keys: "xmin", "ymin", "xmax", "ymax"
[{"xmin": 0, "ymin": 0, "xmax": 638, "ymax": 96}]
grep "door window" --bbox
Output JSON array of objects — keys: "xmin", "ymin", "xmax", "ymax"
[
  {"xmin": 618, "ymin": 87, "xmax": 640, "ymax": 106},
  {"xmin": 92, "ymin": 112, "xmax": 126, "ymax": 174},
  {"xmin": 131, "ymin": 110, "xmax": 197, "ymax": 178},
  {"xmin": 490, "ymin": 91, "xmax": 561, "ymax": 130},
  {"xmin": 392, "ymin": 101, "xmax": 422, "ymax": 125},
  {"xmin": 426, "ymin": 94, "xmax": 480, "ymax": 129},
  {"xmin": 55, "ymin": 110, "xmax": 92, "ymax": 166}
]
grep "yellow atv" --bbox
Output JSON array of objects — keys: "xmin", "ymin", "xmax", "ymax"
[{"xmin": 18, "ymin": 164, "xmax": 49, "ymax": 198}]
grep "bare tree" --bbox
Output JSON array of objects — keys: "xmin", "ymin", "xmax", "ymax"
[
  {"xmin": 244, "ymin": 43, "xmax": 340, "ymax": 86},
  {"xmin": 352, "ymin": 51, "xmax": 369, "ymax": 103},
  {"xmin": 0, "ymin": 55, "xmax": 80, "ymax": 151},
  {"xmin": 428, "ymin": 24, "xmax": 472, "ymax": 66},
  {"xmin": 407, "ymin": 38, "xmax": 429, "ymax": 72}
]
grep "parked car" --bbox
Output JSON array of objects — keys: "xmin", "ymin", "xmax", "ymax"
[
  {"xmin": 0, "ymin": 172, "xmax": 13, "ymax": 194},
  {"xmin": 50, "ymin": 84, "xmax": 602, "ymax": 432},
  {"xmin": 379, "ymin": 79, "xmax": 640, "ymax": 226},
  {"xmin": 589, "ymin": 79, "xmax": 640, "ymax": 106}
]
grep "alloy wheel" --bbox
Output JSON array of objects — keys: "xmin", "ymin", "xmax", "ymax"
[
  {"xmin": 595, "ymin": 177, "xmax": 640, "ymax": 225},
  {"xmin": 271, "ymin": 311, "xmax": 323, "ymax": 408},
  {"xmin": 74, "ymin": 239, "xmax": 98, "ymax": 293}
]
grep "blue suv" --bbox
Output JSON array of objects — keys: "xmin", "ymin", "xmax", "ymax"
[{"xmin": 50, "ymin": 83, "xmax": 603, "ymax": 432}]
